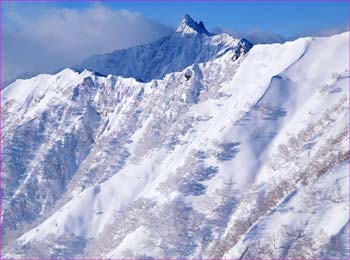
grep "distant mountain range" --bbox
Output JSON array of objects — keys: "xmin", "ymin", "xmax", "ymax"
[{"xmin": 74, "ymin": 14, "xmax": 252, "ymax": 82}]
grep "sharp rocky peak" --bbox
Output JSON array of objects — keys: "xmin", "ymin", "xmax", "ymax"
[{"xmin": 176, "ymin": 14, "xmax": 211, "ymax": 36}]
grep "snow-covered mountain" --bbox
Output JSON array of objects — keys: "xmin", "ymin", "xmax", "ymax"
[
  {"xmin": 74, "ymin": 14, "xmax": 252, "ymax": 82},
  {"xmin": 2, "ymin": 15, "xmax": 349, "ymax": 259}
]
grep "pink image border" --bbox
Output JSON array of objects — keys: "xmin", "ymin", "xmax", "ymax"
[{"xmin": 0, "ymin": 0, "xmax": 349, "ymax": 259}]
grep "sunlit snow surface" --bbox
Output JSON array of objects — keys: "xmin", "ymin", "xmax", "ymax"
[{"xmin": 2, "ymin": 30, "xmax": 349, "ymax": 258}]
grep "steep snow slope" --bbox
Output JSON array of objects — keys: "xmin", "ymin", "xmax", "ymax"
[
  {"xmin": 2, "ymin": 32, "xmax": 349, "ymax": 258},
  {"xmin": 74, "ymin": 15, "xmax": 252, "ymax": 82}
]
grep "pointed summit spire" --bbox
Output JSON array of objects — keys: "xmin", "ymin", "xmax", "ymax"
[{"xmin": 176, "ymin": 14, "xmax": 211, "ymax": 36}]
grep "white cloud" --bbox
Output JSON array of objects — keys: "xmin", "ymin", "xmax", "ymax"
[{"xmin": 2, "ymin": 3, "xmax": 173, "ymax": 82}]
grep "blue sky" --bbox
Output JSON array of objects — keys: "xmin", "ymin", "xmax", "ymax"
[
  {"xmin": 55, "ymin": 1, "xmax": 349, "ymax": 37},
  {"xmin": 2, "ymin": 1, "xmax": 349, "ymax": 82}
]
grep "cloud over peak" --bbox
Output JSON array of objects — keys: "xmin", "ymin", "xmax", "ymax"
[{"xmin": 2, "ymin": 4, "xmax": 173, "ymax": 82}]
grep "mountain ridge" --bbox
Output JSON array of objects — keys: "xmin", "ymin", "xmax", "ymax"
[
  {"xmin": 2, "ymin": 13, "xmax": 349, "ymax": 258},
  {"xmin": 74, "ymin": 14, "xmax": 252, "ymax": 82},
  {"xmin": 176, "ymin": 14, "xmax": 211, "ymax": 36}
]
